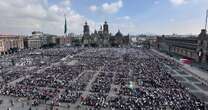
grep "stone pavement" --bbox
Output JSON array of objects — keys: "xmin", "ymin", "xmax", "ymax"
[
  {"xmin": 151, "ymin": 49, "xmax": 208, "ymax": 84},
  {"xmin": 0, "ymin": 48, "xmax": 207, "ymax": 110},
  {"xmin": 152, "ymin": 49, "xmax": 208, "ymax": 105}
]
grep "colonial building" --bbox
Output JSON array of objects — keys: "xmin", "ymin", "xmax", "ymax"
[
  {"xmin": 27, "ymin": 31, "xmax": 43, "ymax": 49},
  {"xmin": 110, "ymin": 30, "xmax": 130, "ymax": 47},
  {"xmin": 27, "ymin": 31, "xmax": 71, "ymax": 49},
  {"xmin": 0, "ymin": 35, "xmax": 24, "ymax": 55},
  {"xmin": 156, "ymin": 29, "xmax": 208, "ymax": 64},
  {"xmin": 55, "ymin": 36, "xmax": 71, "ymax": 46},
  {"xmin": 82, "ymin": 21, "xmax": 129, "ymax": 47}
]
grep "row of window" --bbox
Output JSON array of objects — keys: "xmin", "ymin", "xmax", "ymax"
[{"xmin": 172, "ymin": 47, "xmax": 195, "ymax": 58}]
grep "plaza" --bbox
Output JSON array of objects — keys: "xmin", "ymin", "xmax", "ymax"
[{"xmin": 0, "ymin": 47, "xmax": 207, "ymax": 110}]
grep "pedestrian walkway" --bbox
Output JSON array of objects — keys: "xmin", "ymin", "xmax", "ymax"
[
  {"xmin": 152, "ymin": 49, "xmax": 208, "ymax": 105},
  {"xmin": 151, "ymin": 49, "xmax": 208, "ymax": 84}
]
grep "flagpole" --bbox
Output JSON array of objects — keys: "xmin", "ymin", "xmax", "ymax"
[
  {"xmin": 64, "ymin": 14, "xmax": 67, "ymax": 37},
  {"xmin": 205, "ymin": 9, "xmax": 208, "ymax": 30}
]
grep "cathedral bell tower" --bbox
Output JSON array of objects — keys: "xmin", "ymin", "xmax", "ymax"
[
  {"xmin": 83, "ymin": 21, "xmax": 90, "ymax": 35},
  {"xmin": 103, "ymin": 21, "xmax": 109, "ymax": 34}
]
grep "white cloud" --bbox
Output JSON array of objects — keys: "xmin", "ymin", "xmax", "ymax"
[
  {"xmin": 170, "ymin": 18, "xmax": 175, "ymax": 22},
  {"xmin": 170, "ymin": 0, "xmax": 188, "ymax": 5},
  {"xmin": 60, "ymin": 0, "xmax": 71, "ymax": 7},
  {"xmin": 117, "ymin": 16, "xmax": 131, "ymax": 20},
  {"xmin": 110, "ymin": 22, "xmax": 139, "ymax": 34},
  {"xmin": 0, "ymin": 0, "xmax": 202, "ymax": 35},
  {"xmin": 102, "ymin": 0, "xmax": 123, "ymax": 14},
  {"xmin": 0, "ymin": 0, "xmax": 135, "ymax": 35},
  {"xmin": 123, "ymin": 16, "xmax": 131, "ymax": 20},
  {"xmin": 154, "ymin": 1, "xmax": 160, "ymax": 5},
  {"xmin": 0, "ymin": 0, "xmax": 93, "ymax": 35},
  {"xmin": 64, "ymin": 0, "xmax": 71, "ymax": 5},
  {"xmin": 89, "ymin": 5, "xmax": 97, "ymax": 12}
]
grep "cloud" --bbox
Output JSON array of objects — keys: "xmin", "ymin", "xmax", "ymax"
[
  {"xmin": 0, "ymin": 0, "xmax": 201, "ymax": 35},
  {"xmin": 60, "ymin": 0, "xmax": 71, "ymax": 7},
  {"xmin": 117, "ymin": 16, "xmax": 131, "ymax": 20},
  {"xmin": 154, "ymin": 1, "xmax": 160, "ymax": 5},
  {"xmin": 102, "ymin": 0, "xmax": 123, "ymax": 14},
  {"xmin": 110, "ymin": 22, "xmax": 139, "ymax": 34},
  {"xmin": 0, "ymin": 0, "xmax": 135, "ymax": 35},
  {"xmin": 170, "ymin": 0, "xmax": 188, "ymax": 5},
  {"xmin": 170, "ymin": 18, "xmax": 175, "ymax": 22},
  {"xmin": 89, "ymin": 5, "xmax": 97, "ymax": 12},
  {"xmin": 0, "ymin": 0, "xmax": 94, "ymax": 35},
  {"xmin": 122, "ymin": 16, "xmax": 131, "ymax": 20}
]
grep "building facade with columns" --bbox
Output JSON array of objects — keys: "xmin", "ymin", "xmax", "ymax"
[
  {"xmin": 27, "ymin": 31, "xmax": 71, "ymax": 49},
  {"xmin": 0, "ymin": 35, "xmax": 24, "ymax": 55},
  {"xmin": 156, "ymin": 29, "xmax": 208, "ymax": 64}
]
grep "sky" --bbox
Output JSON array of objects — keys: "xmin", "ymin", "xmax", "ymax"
[{"xmin": 0, "ymin": 0, "xmax": 208, "ymax": 35}]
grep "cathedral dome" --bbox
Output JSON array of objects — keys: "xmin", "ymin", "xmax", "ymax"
[{"xmin": 115, "ymin": 30, "xmax": 123, "ymax": 37}]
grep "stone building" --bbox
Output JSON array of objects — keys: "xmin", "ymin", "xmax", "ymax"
[
  {"xmin": 82, "ymin": 21, "xmax": 111, "ymax": 47},
  {"xmin": 156, "ymin": 29, "xmax": 208, "ymax": 64},
  {"xmin": 0, "ymin": 35, "xmax": 24, "ymax": 55},
  {"xmin": 27, "ymin": 31, "xmax": 43, "ymax": 49},
  {"xmin": 82, "ymin": 21, "xmax": 129, "ymax": 47},
  {"xmin": 110, "ymin": 30, "xmax": 130, "ymax": 47},
  {"xmin": 27, "ymin": 31, "xmax": 68, "ymax": 49},
  {"xmin": 55, "ymin": 36, "xmax": 71, "ymax": 46}
]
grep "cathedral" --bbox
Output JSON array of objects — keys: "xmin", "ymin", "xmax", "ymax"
[{"xmin": 82, "ymin": 21, "xmax": 129, "ymax": 47}]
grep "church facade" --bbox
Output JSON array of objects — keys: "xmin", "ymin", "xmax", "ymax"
[{"xmin": 82, "ymin": 21, "xmax": 129, "ymax": 47}]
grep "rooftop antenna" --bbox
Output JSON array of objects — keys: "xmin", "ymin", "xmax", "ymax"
[{"xmin": 205, "ymin": 9, "xmax": 208, "ymax": 30}]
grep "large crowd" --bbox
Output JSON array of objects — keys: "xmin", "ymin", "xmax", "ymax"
[{"xmin": 0, "ymin": 47, "xmax": 206, "ymax": 109}]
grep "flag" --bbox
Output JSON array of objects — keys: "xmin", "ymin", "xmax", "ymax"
[{"xmin": 64, "ymin": 14, "xmax": 67, "ymax": 34}]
